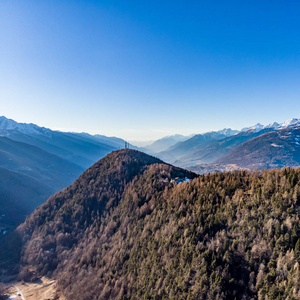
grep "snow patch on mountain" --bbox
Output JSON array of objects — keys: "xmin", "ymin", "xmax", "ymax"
[{"xmin": 271, "ymin": 143, "xmax": 284, "ymax": 148}]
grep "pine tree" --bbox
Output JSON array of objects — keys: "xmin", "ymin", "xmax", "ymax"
[{"xmin": 295, "ymin": 239, "xmax": 300, "ymax": 262}]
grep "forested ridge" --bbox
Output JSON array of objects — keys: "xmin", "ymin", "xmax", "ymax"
[{"xmin": 2, "ymin": 150, "xmax": 300, "ymax": 299}]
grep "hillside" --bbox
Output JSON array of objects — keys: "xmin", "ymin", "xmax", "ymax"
[{"xmin": 1, "ymin": 150, "xmax": 299, "ymax": 299}]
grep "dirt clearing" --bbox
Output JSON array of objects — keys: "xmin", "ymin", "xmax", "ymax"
[{"xmin": 6, "ymin": 277, "xmax": 66, "ymax": 300}]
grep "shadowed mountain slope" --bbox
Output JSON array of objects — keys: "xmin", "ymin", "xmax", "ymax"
[
  {"xmin": 0, "ymin": 137, "xmax": 84, "ymax": 225},
  {"xmin": 0, "ymin": 137, "xmax": 83, "ymax": 190},
  {"xmin": 0, "ymin": 167, "xmax": 53, "ymax": 226}
]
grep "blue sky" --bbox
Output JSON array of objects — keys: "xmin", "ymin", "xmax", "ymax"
[{"xmin": 1, "ymin": 0, "xmax": 300, "ymax": 141}]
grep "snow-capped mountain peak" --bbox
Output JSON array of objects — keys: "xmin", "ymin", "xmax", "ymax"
[
  {"xmin": 280, "ymin": 118, "xmax": 300, "ymax": 128},
  {"xmin": 242, "ymin": 118, "xmax": 300, "ymax": 133},
  {"xmin": 0, "ymin": 116, "xmax": 51, "ymax": 136},
  {"xmin": 216, "ymin": 128, "xmax": 239, "ymax": 136},
  {"xmin": 241, "ymin": 123, "xmax": 264, "ymax": 133},
  {"xmin": 266, "ymin": 122, "xmax": 280, "ymax": 128}
]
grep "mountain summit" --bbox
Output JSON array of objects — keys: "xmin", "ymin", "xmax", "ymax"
[{"xmin": 14, "ymin": 150, "xmax": 196, "ymax": 290}]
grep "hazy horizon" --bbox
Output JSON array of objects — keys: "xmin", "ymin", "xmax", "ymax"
[{"xmin": 1, "ymin": 114, "xmax": 300, "ymax": 146}]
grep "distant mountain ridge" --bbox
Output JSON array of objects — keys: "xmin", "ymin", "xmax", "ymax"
[
  {"xmin": 155, "ymin": 118, "xmax": 300, "ymax": 173},
  {"xmin": 0, "ymin": 116, "xmax": 132, "ymax": 227},
  {"xmin": 241, "ymin": 118, "xmax": 300, "ymax": 133},
  {"xmin": 157, "ymin": 128, "xmax": 241, "ymax": 165},
  {"xmin": 217, "ymin": 125, "xmax": 300, "ymax": 169},
  {"xmin": 0, "ymin": 116, "xmax": 130, "ymax": 168},
  {"xmin": 0, "ymin": 116, "xmax": 51, "ymax": 136},
  {"xmin": 141, "ymin": 118, "xmax": 300, "ymax": 157},
  {"xmin": 144, "ymin": 129, "xmax": 239, "ymax": 154},
  {"xmin": 143, "ymin": 134, "xmax": 192, "ymax": 153}
]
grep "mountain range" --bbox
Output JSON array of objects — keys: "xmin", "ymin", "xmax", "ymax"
[
  {"xmin": 1, "ymin": 115, "xmax": 300, "ymax": 229},
  {"xmin": 152, "ymin": 118, "xmax": 300, "ymax": 173},
  {"xmin": 0, "ymin": 116, "xmax": 130, "ymax": 227}
]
